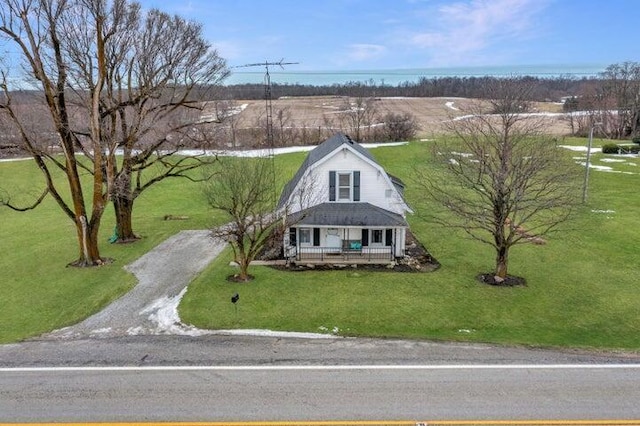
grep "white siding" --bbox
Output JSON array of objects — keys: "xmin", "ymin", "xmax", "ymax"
[{"xmin": 286, "ymin": 146, "xmax": 406, "ymax": 215}]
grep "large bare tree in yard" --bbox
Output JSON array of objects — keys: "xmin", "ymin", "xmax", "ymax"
[
  {"xmin": 415, "ymin": 78, "xmax": 580, "ymax": 283},
  {"xmin": 0, "ymin": 0, "xmax": 114, "ymax": 266},
  {"xmin": 1, "ymin": 0, "xmax": 228, "ymax": 267},
  {"xmin": 63, "ymin": 1, "xmax": 228, "ymax": 242},
  {"xmin": 203, "ymin": 158, "xmax": 277, "ymax": 281}
]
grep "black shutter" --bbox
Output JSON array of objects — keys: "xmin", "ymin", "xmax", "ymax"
[
  {"xmin": 361, "ymin": 228, "xmax": 369, "ymax": 246},
  {"xmin": 313, "ymin": 228, "xmax": 320, "ymax": 246},
  {"xmin": 385, "ymin": 229, "xmax": 393, "ymax": 247},
  {"xmin": 353, "ymin": 171, "xmax": 360, "ymax": 201},
  {"xmin": 329, "ymin": 171, "xmax": 336, "ymax": 201},
  {"xmin": 289, "ymin": 228, "xmax": 297, "ymax": 246}
]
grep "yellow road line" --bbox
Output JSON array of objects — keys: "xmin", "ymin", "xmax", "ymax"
[{"xmin": 2, "ymin": 420, "xmax": 640, "ymax": 426}]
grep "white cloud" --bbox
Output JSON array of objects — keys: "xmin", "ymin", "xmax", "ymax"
[
  {"xmin": 408, "ymin": 0, "xmax": 549, "ymax": 66},
  {"xmin": 346, "ymin": 43, "xmax": 387, "ymax": 62}
]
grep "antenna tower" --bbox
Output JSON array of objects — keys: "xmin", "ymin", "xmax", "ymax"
[{"xmin": 233, "ymin": 59, "xmax": 298, "ymax": 201}]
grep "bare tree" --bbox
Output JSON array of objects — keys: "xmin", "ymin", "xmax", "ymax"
[
  {"xmin": 338, "ymin": 97, "xmax": 378, "ymax": 141},
  {"xmin": 597, "ymin": 62, "xmax": 640, "ymax": 139},
  {"xmin": 414, "ymin": 78, "xmax": 580, "ymax": 281},
  {"xmin": 0, "ymin": 0, "xmax": 116, "ymax": 266},
  {"xmin": 62, "ymin": 2, "xmax": 228, "ymax": 242},
  {"xmin": 202, "ymin": 157, "xmax": 277, "ymax": 281},
  {"xmin": 1, "ymin": 0, "xmax": 229, "ymax": 255}
]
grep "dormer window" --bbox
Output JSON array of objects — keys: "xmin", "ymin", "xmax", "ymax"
[{"xmin": 329, "ymin": 170, "xmax": 360, "ymax": 202}]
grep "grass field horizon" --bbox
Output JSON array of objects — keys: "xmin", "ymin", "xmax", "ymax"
[{"xmin": 1, "ymin": 137, "xmax": 639, "ymax": 350}]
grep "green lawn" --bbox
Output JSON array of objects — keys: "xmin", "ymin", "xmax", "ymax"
[
  {"xmin": 2, "ymin": 138, "xmax": 639, "ymax": 349},
  {"xmin": 180, "ymin": 140, "xmax": 640, "ymax": 350},
  {"xmin": 0, "ymin": 158, "xmax": 222, "ymax": 343}
]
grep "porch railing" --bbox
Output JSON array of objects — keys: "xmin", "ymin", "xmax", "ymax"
[{"xmin": 288, "ymin": 246, "xmax": 394, "ymax": 263}]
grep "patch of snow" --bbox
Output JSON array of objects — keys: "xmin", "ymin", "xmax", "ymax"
[
  {"xmin": 90, "ymin": 327, "xmax": 112, "ymax": 335},
  {"xmin": 449, "ymin": 158, "xmax": 459, "ymax": 165},
  {"xmin": 575, "ymin": 162, "xmax": 613, "ymax": 171},
  {"xmin": 591, "ymin": 209, "xmax": 615, "ymax": 214},
  {"xmin": 1, "ymin": 142, "xmax": 410, "ymax": 164},
  {"xmin": 124, "ymin": 285, "xmax": 338, "ymax": 339},
  {"xmin": 0, "ymin": 157, "xmax": 33, "ymax": 163},
  {"xmin": 380, "ymin": 96, "xmax": 421, "ymax": 99},
  {"xmin": 451, "ymin": 114, "xmax": 477, "ymax": 121},
  {"xmin": 600, "ymin": 158, "xmax": 626, "ymax": 163},
  {"xmin": 175, "ymin": 141, "xmax": 408, "ymax": 159},
  {"xmin": 126, "ymin": 326, "xmax": 144, "ymax": 336},
  {"xmin": 139, "ymin": 288, "xmax": 210, "ymax": 336},
  {"xmin": 451, "ymin": 151, "xmax": 474, "ymax": 157},
  {"xmin": 445, "ymin": 101, "xmax": 459, "ymax": 111},
  {"xmin": 199, "ymin": 103, "xmax": 248, "ymax": 122},
  {"xmin": 212, "ymin": 329, "xmax": 336, "ymax": 339},
  {"xmin": 451, "ymin": 111, "xmax": 568, "ymax": 123},
  {"xmin": 560, "ymin": 145, "xmax": 603, "ymax": 153}
]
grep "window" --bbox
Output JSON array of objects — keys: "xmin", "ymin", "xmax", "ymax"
[
  {"xmin": 299, "ymin": 228, "xmax": 311, "ymax": 245},
  {"xmin": 372, "ymin": 229, "xmax": 383, "ymax": 244},
  {"xmin": 329, "ymin": 170, "xmax": 360, "ymax": 202},
  {"xmin": 338, "ymin": 173, "xmax": 351, "ymax": 200}
]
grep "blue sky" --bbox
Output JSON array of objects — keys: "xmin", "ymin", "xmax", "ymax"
[{"xmin": 139, "ymin": 0, "xmax": 637, "ymax": 71}]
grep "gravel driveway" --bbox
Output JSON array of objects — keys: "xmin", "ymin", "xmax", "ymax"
[{"xmin": 45, "ymin": 230, "xmax": 227, "ymax": 339}]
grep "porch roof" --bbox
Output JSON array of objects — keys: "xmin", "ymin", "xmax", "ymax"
[{"xmin": 287, "ymin": 202, "xmax": 408, "ymax": 227}]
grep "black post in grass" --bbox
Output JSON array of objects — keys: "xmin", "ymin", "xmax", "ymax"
[{"xmin": 231, "ymin": 292, "xmax": 240, "ymax": 323}]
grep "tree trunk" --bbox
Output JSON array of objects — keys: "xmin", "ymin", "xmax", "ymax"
[
  {"xmin": 495, "ymin": 246, "xmax": 509, "ymax": 279},
  {"xmin": 71, "ymin": 215, "xmax": 104, "ymax": 267},
  {"xmin": 237, "ymin": 259, "xmax": 251, "ymax": 281},
  {"xmin": 113, "ymin": 194, "xmax": 139, "ymax": 243}
]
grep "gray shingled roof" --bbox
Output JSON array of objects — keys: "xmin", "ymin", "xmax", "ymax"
[
  {"xmin": 287, "ymin": 202, "xmax": 408, "ymax": 227},
  {"xmin": 277, "ymin": 133, "xmax": 377, "ymax": 209},
  {"xmin": 387, "ymin": 173, "xmax": 405, "ymax": 196}
]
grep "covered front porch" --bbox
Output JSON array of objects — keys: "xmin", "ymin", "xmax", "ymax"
[
  {"xmin": 291, "ymin": 245, "xmax": 395, "ymax": 264},
  {"xmin": 284, "ymin": 202, "xmax": 409, "ymax": 265}
]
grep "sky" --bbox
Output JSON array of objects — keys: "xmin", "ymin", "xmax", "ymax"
[
  {"xmin": 135, "ymin": 0, "xmax": 640, "ymax": 72},
  {"xmin": 103, "ymin": 1, "xmax": 640, "ymax": 71}
]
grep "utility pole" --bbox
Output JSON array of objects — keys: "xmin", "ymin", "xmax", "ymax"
[{"xmin": 582, "ymin": 122, "xmax": 602, "ymax": 203}]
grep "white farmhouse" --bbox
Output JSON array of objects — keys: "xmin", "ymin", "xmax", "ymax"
[{"xmin": 278, "ymin": 133, "xmax": 412, "ymax": 264}]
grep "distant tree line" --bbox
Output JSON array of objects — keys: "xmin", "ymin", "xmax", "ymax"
[{"xmin": 219, "ymin": 75, "xmax": 596, "ymax": 103}]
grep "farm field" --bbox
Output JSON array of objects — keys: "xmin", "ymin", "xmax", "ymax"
[
  {"xmin": 1, "ymin": 137, "xmax": 639, "ymax": 349},
  {"xmin": 201, "ymin": 95, "xmax": 570, "ymax": 139}
]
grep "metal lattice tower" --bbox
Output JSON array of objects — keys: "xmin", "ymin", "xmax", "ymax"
[
  {"xmin": 233, "ymin": 59, "xmax": 298, "ymax": 202},
  {"xmin": 234, "ymin": 59, "xmax": 298, "ymax": 151}
]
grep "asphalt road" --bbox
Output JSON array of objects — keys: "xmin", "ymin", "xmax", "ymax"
[
  {"xmin": 2, "ymin": 229, "xmax": 639, "ymax": 423},
  {"xmin": 2, "ymin": 335, "xmax": 640, "ymax": 422},
  {"xmin": 2, "ymin": 363, "xmax": 640, "ymax": 422}
]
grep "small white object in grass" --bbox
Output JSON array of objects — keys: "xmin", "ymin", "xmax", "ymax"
[{"xmin": 591, "ymin": 209, "xmax": 615, "ymax": 214}]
